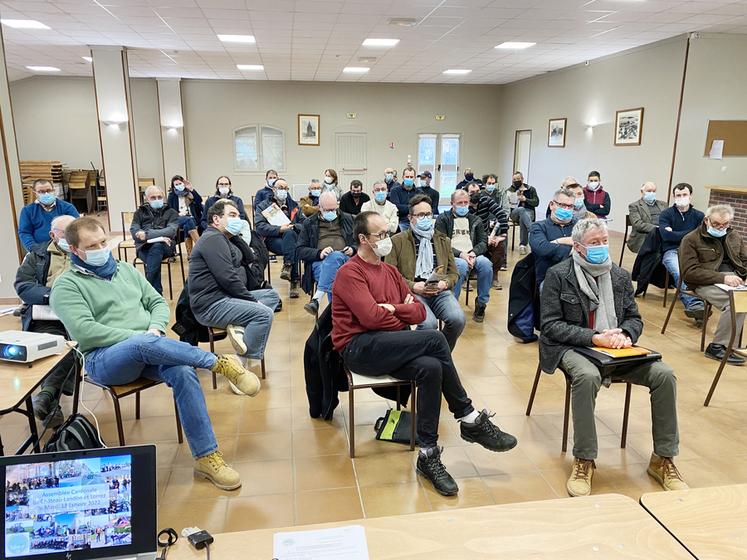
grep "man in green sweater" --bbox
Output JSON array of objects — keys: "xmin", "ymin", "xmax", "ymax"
[{"xmin": 50, "ymin": 216, "xmax": 259, "ymax": 491}]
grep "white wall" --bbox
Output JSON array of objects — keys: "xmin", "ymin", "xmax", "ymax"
[
  {"xmin": 181, "ymin": 80, "xmax": 502, "ymax": 201},
  {"xmin": 130, "ymin": 78, "xmax": 164, "ymax": 188}
]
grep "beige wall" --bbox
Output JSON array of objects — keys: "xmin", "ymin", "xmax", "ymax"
[
  {"xmin": 181, "ymin": 80, "xmax": 502, "ymax": 201},
  {"xmin": 130, "ymin": 78, "xmax": 164, "ymax": 189}
]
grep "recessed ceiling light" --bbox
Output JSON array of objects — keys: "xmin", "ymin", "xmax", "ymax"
[
  {"xmin": 443, "ymin": 69, "xmax": 471, "ymax": 75},
  {"xmin": 343, "ymin": 67, "xmax": 369, "ymax": 74},
  {"xmin": 26, "ymin": 66, "xmax": 60, "ymax": 72},
  {"xmin": 217, "ymin": 34, "xmax": 255, "ymax": 44},
  {"xmin": 362, "ymin": 38, "xmax": 400, "ymax": 47},
  {"xmin": 1, "ymin": 19, "xmax": 50, "ymax": 30},
  {"xmin": 388, "ymin": 18, "xmax": 418, "ymax": 27},
  {"xmin": 236, "ymin": 64, "xmax": 263, "ymax": 71},
  {"xmin": 82, "ymin": 56, "xmax": 92, "ymax": 63},
  {"xmin": 495, "ymin": 41, "xmax": 536, "ymax": 50}
]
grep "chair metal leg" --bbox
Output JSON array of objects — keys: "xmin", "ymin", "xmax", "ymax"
[
  {"xmin": 110, "ymin": 392, "xmax": 126, "ymax": 446},
  {"xmin": 174, "ymin": 400, "xmax": 184, "ymax": 444},
  {"xmin": 662, "ymin": 272, "xmax": 670, "ymax": 308},
  {"xmin": 409, "ymin": 382, "xmax": 416, "ymax": 451},
  {"xmin": 525, "ymin": 363, "xmax": 543, "ymax": 416},
  {"xmin": 135, "ymin": 392, "xmax": 141, "ymax": 419},
  {"xmin": 618, "ymin": 232, "xmax": 628, "ymax": 267},
  {"xmin": 704, "ymin": 326, "xmax": 736, "ymax": 406},
  {"xmin": 177, "ymin": 249, "xmax": 186, "ymax": 283},
  {"xmin": 166, "ymin": 261, "xmax": 173, "ymax": 300},
  {"xmin": 701, "ymin": 302, "xmax": 711, "ymax": 352},
  {"xmin": 261, "ymin": 358, "xmax": 266, "ymax": 379},
  {"xmin": 208, "ymin": 330, "xmax": 217, "ymax": 390},
  {"xmin": 349, "ymin": 387, "xmax": 355, "ymax": 458},
  {"xmin": 660, "ymin": 289, "xmax": 679, "ymax": 334},
  {"xmin": 562, "ymin": 377, "xmax": 571, "ymax": 453},
  {"xmin": 396, "ymin": 385, "xmax": 401, "ymax": 411},
  {"xmin": 511, "ymin": 224, "xmax": 516, "ymax": 251},
  {"xmin": 621, "ymin": 383, "xmax": 632, "ymax": 448}
]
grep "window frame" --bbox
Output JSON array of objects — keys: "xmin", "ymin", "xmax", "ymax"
[{"xmin": 232, "ymin": 124, "xmax": 286, "ymax": 174}]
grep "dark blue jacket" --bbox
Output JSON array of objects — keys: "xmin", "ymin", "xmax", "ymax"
[
  {"xmin": 167, "ymin": 189, "xmax": 203, "ymax": 228},
  {"xmin": 201, "ymin": 194, "xmax": 247, "ymax": 230},
  {"xmin": 254, "ymin": 186, "xmax": 274, "ymax": 207},
  {"xmin": 529, "ymin": 218, "xmax": 577, "ymax": 285},
  {"xmin": 254, "ymin": 197, "xmax": 304, "ymax": 239},
  {"xmin": 14, "ymin": 241, "xmax": 68, "ymax": 331},
  {"xmin": 658, "ymin": 205, "xmax": 704, "ymax": 253},
  {"xmin": 18, "ymin": 200, "xmax": 79, "ymax": 251},
  {"xmin": 388, "ymin": 186, "xmax": 423, "ymax": 218}
]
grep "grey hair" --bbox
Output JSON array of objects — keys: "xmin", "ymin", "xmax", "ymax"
[
  {"xmin": 319, "ymin": 191, "xmax": 338, "ymax": 208},
  {"xmin": 451, "ymin": 189, "xmax": 469, "ymax": 203},
  {"xmin": 572, "ymin": 218, "xmax": 608, "ymax": 244},
  {"xmin": 51, "ymin": 214, "xmax": 75, "ymax": 230},
  {"xmin": 144, "ymin": 185, "xmax": 164, "ymax": 198},
  {"xmin": 705, "ymin": 204, "xmax": 734, "ymax": 220},
  {"xmin": 641, "ymin": 181, "xmax": 656, "ymax": 191},
  {"xmin": 372, "ymin": 180, "xmax": 386, "ymax": 190},
  {"xmin": 560, "ymin": 176, "xmax": 577, "ymax": 188},
  {"xmin": 553, "ymin": 188, "xmax": 574, "ymax": 201},
  {"xmin": 310, "ymin": 179, "xmax": 321, "ymax": 185}
]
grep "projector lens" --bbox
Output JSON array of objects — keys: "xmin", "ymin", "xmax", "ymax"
[{"xmin": 2, "ymin": 345, "xmax": 22, "ymax": 360}]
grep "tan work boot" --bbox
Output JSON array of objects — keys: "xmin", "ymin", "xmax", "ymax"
[
  {"xmin": 567, "ymin": 457, "xmax": 595, "ymax": 497},
  {"xmin": 194, "ymin": 451, "xmax": 241, "ymax": 490},
  {"xmin": 647, "ymin": 454, "xmax": 689, "ymax": 491},
  {"xmin": 226, "ymin": 324, "xmax": 247, "ymax": 355},
  {"xmin": 212, "ymin": 355, "xmax": 260, "ymax": 396}
]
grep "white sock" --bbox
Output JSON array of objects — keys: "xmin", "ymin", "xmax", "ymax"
[
  {"xmin": 312, "ymin": 290, "xmax": 325, "ymax": 302},
  {"xmin": 459, "ymin": 410, "xmax": 480, "ymax": 423}
]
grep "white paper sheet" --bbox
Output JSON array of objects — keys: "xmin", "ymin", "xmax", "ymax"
[
  {"xmin": 709, "ymin": 139, "xmax": 724, "ymax": 159},
  {"xmin": 272, "ymin": 525, "xmax": 369, "ymax": 560},
  {"xmin": 147, "ymin": 236, "xmax": 170, "ymax": 244},
  {"xmin": 715, "ymin": 283, "xmax": 747, "ymax": 291},
  {"xmin": 262, "ymin": 203, "xmax": 291, "ymax": 227},
  {"xmin": 31, "ymin": 305, "xmax": 60, "ymax": 321}
]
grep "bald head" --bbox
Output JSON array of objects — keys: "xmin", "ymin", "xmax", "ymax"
[
  {"xmin": 641, "ymin": 181, "xmax": 657, "ymax": 201},
  {"xmin": 319, "ymin": 191, "xmax": 339, "ymax": 211},
  {"xmin": 145, "ymin": 185, "xmax": 164, "ymax": 200}
]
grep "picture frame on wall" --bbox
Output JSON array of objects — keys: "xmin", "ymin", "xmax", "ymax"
[
  {"xmin": 548, "ymin": 118, "xmax": 566, "ymax": 148},
  {"xmin": 298, "ymin": 114, "xmax": 320, "ymax": 146},
  {"xmin": 614, "ymin": 107, "xmax": 644, "ymax": 146}
]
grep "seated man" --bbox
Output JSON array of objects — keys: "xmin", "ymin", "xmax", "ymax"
[
  {"xmin": 681, "ymin": 204, "xmax": 747, "ymax": 364},
  {"xmin": 435, "ymin": 189, "xmax": 492, "ymax": 323},
  {"xmin": 383, "ymin": 167, "xmax": 400, "ymax": 192},
  {"xmin": 14, "ymin": 215, "xmax": 77, "ymax": 427},
  {"xmin": 540, "ymin": 218, "xmax": 686, "ymax": 497},
  {"xmin": 254, "ymin": 178, "xmax": 305, "ymax": 298},
  {"xmin": 456, "ymin": 168, "xmax": 481, "ymax": 190},
  {"xmin": 507, "ymin": 171, "xmax": 539, "ymax": 255},
  {"xmin": 360, "ymin": 181, "xmax": 398, "ymax": 233},
  {"xmin": 18, "ymin": 179, "xmax": 79, "ymax": 252},
  {"xmin": 564, "ymin": 181, "xmax": 595, "ymax": 221},
  {"xmin": 339, "ymin": 180, "xmax": 370, "ymax": 216},
  {"xmin": 131, "ymin": 186, "xmax": 179, "ymax": 295},
  {"xmin": 466, "ymin": 181, "xmax": 508, "ymax": 290},
  {"xmin": 51, "ymin": 217, "xmax": 259, "ymax": 490},
  {"xmin": 659, "ymin": 183, "xmax": 705, "ymax": 320},
  {"xmin": 333, "ymin": 211, "xmax": 517, "ymax": 496},
  {"xmin": 529, "ymin": 188, "xmax": 577, "ymax": 287},
  {"xmin": 627, "ymin": 181, "xmax": 667, "ymax": 254},
  {"xmin": 254, "ymin": 169, "xmax": 278, "ymax": 207},
  {"xmin": 299, "ymin": 179, "xmax": 322, "ymax": 217},
  {"xmin": 483, "ymin": 173, "xmax": 510, "ymax": 274},
  {"xmin": 389, "ymin": 166, "xmax": 422, "ymax": 231},
  {"xmin": 417, "ymin": 171, "xmax": 440, "ymax": 215},
  {"xmin": 583, "ymin": 171, "xmax": 611, "ymax": 219},
  {"xmin": 189, "ymin": 199, "xmax": 279, "ymax": 391},
  {"xmin": 386, "ymin": 195, "xmax": 464, "ymax": 350},
  {"xmin": 297, "ymin": 192, "xmax": 356, "ymax": 316}
]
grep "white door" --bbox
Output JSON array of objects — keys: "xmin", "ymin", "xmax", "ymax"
[
  {"xmin": 514, "ymin": 129, "xmax": 532, "ymax": 182},
  {"xmin": 335, "ymin": 132, "xmax": 367, "ymax": 190}
]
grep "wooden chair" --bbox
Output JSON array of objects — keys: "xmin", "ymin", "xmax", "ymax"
[
  {"xmin": 619, "ymin": 215, "xmax": 631, "ymax": 267},
  {"xmin": 343, "ymin": 365, "xmax": 416, "ymax": 458},
  {"xmin": 117, "ymin": 211, "xmax": 136, "ymax": 262},
  {"xmin": 525, "ymin": 362, "xmax": 632, "ymax": 452},
  {"xmin": 85, "ymin": 377, "xmax": 183, "ymax": 446},
  {"xmin": 207, "ymin": 327, "xmax": 266, "ymax": 390},
  {"xmin": 660, "ymin": 275, "xmax": 711, "ymax": 350},
  {"xmin": 704, "ymin": 289, "xmax": 747, "ymax": 406}
]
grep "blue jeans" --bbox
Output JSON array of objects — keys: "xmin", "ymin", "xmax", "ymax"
[
  {"xmin": 415, "ymin": 291, "xmax": 465, "ymax": 351},
  {"xmin": 510, "ymin": 207, "xmax": 534, "ymax": 246},
  {"xmin": 85, "ymin": 334, "xmax": 218, "ymax": 458},
  {"xmin": 662, "ymin": 249, "xmax": 701, "ymax": 309},
  {"xmin": 136, "ymin": 242, "xmax": 174, "ymax": 295},
  {"xmin": 454, "ymin": 256, "xmax": 493, "ymax": 305},
  {"xmin": 265, "ymin": 230, "xmax": 299, "ymax": 280},
  {"xmin": 178, "ymin": 215, "xmax": 198, "ymax": 233},
  {"xmin": 399, "ymin": 219, "xmax": 410, "ymax": 232},
  {"xmin": 311, "ymin": 251, "xmax": 350, "ymax": 299},
  {"xmin": 193, "ymin": 289, "xmax": 278, "ymax": 359}
]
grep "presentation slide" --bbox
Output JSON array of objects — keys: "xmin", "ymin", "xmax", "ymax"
[{"xmin": 4, "ymin": 454, "xmax": 133, "ymax": 557}]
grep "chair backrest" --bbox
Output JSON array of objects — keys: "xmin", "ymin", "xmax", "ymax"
[
  {"xmin": 121, "ymin": 211, "xmax": 135, "ymax": 241},
  {"xmin": 731, "ymin": 290, "xmax": 747, "ymax": 314}
]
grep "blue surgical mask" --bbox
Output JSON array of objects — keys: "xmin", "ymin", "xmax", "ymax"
[
  {"xmin": 643, "ymin": 191, "xmax": 656, "ymax": 204},
  {"xmin": 455, "ymin": 206, "xmax": 469, "ymax": 217},
  {"xmin": 226, "ymin": 217, "xmax": 243, "ymax": 235},
  {"xmin": 374, "ymin": 191, "xmax": 387, "ymax": 203},
  {"xmin": 83, "ymin": 247, "xmax": 111, "ymax": 267},
  {"xmin": 583, "ymin": 244, "xmax": 609, "ymax": 264},
  {"xmin": 38, "ymin": 193, "xmax": 56, "ymax": 206},
  {"xmin": 310, "ymin": 189, "xmax": 321, "ymax": 197},
  {"xmin": 415, "ymin": 217, "xmax": 433, "ymax": 231},
  {"xmin": 174, "ymin": 183, "xmax": 185, "ymax": 192},
  {"xmin": 485, "ymin": 185, "xmax": 496, "ymax": 193},
  {"xmin": 403, "ymin": 178, "xmax": 414, "ymax": 188},
  {"xmin": 149, "ymin": 199, "xmax": 164, "ymax": 210},
  {"xmin": 275, "ymin": 190, "xmax": 288, "ymax": 202},
  {"xmin": 574, "ymin": 196, "xmax": 585, "ymax": 209},
  {"xmin": 322, "ymin": 210, "xmax": 337, "ymax": 222},
  {"xmin": 707, "ymin": 226, "xmax": 727, "ymax": 238},
  {"xmin": 385, "ymin": 173, "xmax": 394, "ymax": 183},
  {"xmin": 57, "ymin": 238, "xmax": 71, "ymax": 253},
  {"xmin": 555, "ymin": 207, "xmax": 573, "ymax": 222}
]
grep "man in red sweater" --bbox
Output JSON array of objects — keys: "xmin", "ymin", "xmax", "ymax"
[{"xmin": 332, "ymin": 211, "xmax": 518, "ymax": 496}]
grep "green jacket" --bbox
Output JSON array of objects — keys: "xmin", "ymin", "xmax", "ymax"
[
  {"xmin": 50, "ymin": 261, "xmax": 170, "ymax": 355},
  {"xmin": 385, "ymin": 229, "xmax": 459, "ymax": 290}
]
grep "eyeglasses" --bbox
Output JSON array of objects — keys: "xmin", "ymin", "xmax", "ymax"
[
  {"xmin": 413, "ymin": 212, "xmax": 433, "ymax": 220},
  {"xmin": 553, "ymin": 200, "xmax": 574, "ymax": 209},
  {"xmin": 368, "ymin": 231, "xmax": 390, "ymax": 241}
]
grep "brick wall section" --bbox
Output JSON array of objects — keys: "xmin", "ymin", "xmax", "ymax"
[{"xmin": 708, "ymin": 190, "xmax": 747, "ymax": 238}]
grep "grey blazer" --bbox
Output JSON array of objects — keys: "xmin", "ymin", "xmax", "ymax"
[
  {"xmin": 627, "ymin": 198, "xmax": 667, "ymax": 253},
  {"xmin": 539, "ymin": 258, "xmax": 643, "ymax": 373}
]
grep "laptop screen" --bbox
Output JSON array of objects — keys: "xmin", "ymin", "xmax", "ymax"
[{"xmin": 2, "ymin": 446, "xmax": 156, "ymax": 560}]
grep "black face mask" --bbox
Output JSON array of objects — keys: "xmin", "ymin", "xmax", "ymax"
[
  {"xmin": 469, "ymin": 193, "xmax": 481, "ymax": 204},
  {"xmin": 465, "ymin": 173, "xmax": 474, "ymax": 181},
  {"xmin": 512, "ymin": 180, "xmax": 522, "ymax": 188}
]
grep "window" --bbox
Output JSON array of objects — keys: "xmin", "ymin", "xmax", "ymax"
[
  {"xmin": 417, "ymin": 133, "xmax": 461, "ymax": 202},
  {"xmin": 234, "ymin": 125, "xmax": 285, "ymax": 172}
]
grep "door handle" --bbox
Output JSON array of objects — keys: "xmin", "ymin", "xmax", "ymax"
[{"xmin": 437, "ymin": 164, "xmax": 441, "ymax": 171}]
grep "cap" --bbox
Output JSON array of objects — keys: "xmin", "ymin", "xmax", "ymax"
[{"xmin": 417, "ymin": 170, "xmax": 432, "ymax": 179}]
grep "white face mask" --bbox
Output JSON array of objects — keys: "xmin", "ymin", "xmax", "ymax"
[
  {"xmin": 370, "ymin": 237, "xmax": 392, "ymax": 257},
  {"xmin": 675, "ymin": 196, "xmax": 690, "ymax": 208},
  {"xmin": 324, "ymin": 177, "xmax": 334, "ymax": 185},
  {"xmin": 218, "ymin": 186, "xmax": 230, "ymax": 196},
  {"xmin": 587, "ymin": 181, "xmax": 600, "ymax": 191}
]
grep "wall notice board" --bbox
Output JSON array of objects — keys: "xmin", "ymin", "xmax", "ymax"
[{"xmin": 704, "ymin": 120, "xmax": 747, "ymax": 157}]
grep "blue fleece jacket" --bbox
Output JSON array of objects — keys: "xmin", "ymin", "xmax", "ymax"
[
  {"xmin": 18, "ymin": 200, "xmax": 79, "ymax": 251},
  {"xmin": 529, "ymin": 217, "xmax": 576, "ymax": 285},
  {"xmin": 658, "ymin": 204, "xmax": 704, "ymax": 253}
]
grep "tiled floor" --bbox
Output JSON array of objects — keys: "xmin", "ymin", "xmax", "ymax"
[{"xmin": 2, "ymin": 231, "xmax": 747, "ymax": 534}]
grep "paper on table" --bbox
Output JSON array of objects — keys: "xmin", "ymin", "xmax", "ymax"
[
  {"xmin": 272, "ymin": 525, "xmax": 369, "ymax": 560},
  {"xmin": 31, "ymin": 305, "xmax": 60, "ymax": 321},
  {"xmin": 262, "ymin": 203, "xmax": 291, "ymax": 227},
  {"xmin": 709, "ymin": 139, "xmax": 724, "ymax": 160},
  {"xmin": 715, "ymin": 283, "xmax": 747, "ymax": 291}
]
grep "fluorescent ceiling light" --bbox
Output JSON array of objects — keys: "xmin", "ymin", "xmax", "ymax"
[
  {"xmin": 217, "ymin": 34, "xmax": 255, "ymax": 44},
  {"xmin": 26, "ymin": 66, "xmax": 60, "ymax": 72},
  {"xmin": 362, "ymin": 38, "xmax": 400, "ymax": 47},
  {"xmin": 343, "ymin": 67, "xmax": 369, "ymax": 74},
  {"xmin": 236, "ymin": 64, "xmax": 263, "ymax": 71},
  {"xmin": 82, "ymin": 56, "xmax": 92, "ymax": 62},
  {"xmin": 443, "ymin": 69, "xmax": 471, "ymax": 75},
  {"xmin": 1, "ymin": 19, "xmax": 50, "ymax": 30},
  {"xmin": 495, "ymin": 41, "xmax": 536, "ymax": 50}
]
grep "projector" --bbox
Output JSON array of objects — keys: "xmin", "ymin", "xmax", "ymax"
[{"xmin": 0, "ymin": 330, "xmax": 67, "ymax": 363}]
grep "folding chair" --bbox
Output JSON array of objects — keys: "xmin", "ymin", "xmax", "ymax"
[
  {"xmin": 618, "ymin": 215, "xmax": 631, "ymax": 267},
  {"xmin": 704, "ymin": 289, "xmax": 747, "ymax": 406},
  {"xmin": 660, "ymin": 276, "xmax": 711, "ymax": 350}
]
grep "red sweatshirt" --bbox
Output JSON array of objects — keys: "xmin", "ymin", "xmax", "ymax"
[{"xmin": 331, "ymin": 255, "xmax": 426, "ymax": 351}]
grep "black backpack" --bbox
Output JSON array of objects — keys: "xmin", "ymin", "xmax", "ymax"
[{"xmin": 43, "ymin": 414, "xmax": 104, "ymax": 452}]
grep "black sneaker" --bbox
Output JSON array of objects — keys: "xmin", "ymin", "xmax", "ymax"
[
  {"xmin": 289, "ymin": 282, "xmax": 300, "ymax": 299},
  {"xmin": 280, "ymin": 263, "xmax": 292, "ymax": 281},
  {"xmin": 32, "ymin": 392, "xmax": 54, "ymax": 421},
  {"xmin": 304, "ymin": 299, "xmax": 319, "ymax": 316},
  {"xmin": 460, "ymin": 409, "xmax": 518, "ymax": 452},
  {"xmin": 472, "ymin": 301, "xmax": 486, "ymax": 323},
  {"xmin": 42, "ymin": 406, "xmax": 65, "ymax": 429},
  {"xmin": 684, "ymin": 304, "xmax": 705, "ymax": 321},
  {"xmin": 704, "ymin": 343, "xmax": 745, "ymax": 365},
  {"xmin": 416, "ymin": 447, "xmax": 458, "ymax": 496},
  {"xmin": 274, "ymin": 299, "xmax": 283, "ymax": 313}
]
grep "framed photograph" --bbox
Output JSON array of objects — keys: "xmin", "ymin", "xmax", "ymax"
[
  {"xmin": 614, "ymin": 107, "xmax": 644, "ymax": 146},
  {"xmin": 548, "ymin": 118, "xmax": 566, "ymax": 148},
  {"xmin": 298, "ymin": 114, "xmax": 320, "ymax": 146}
]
